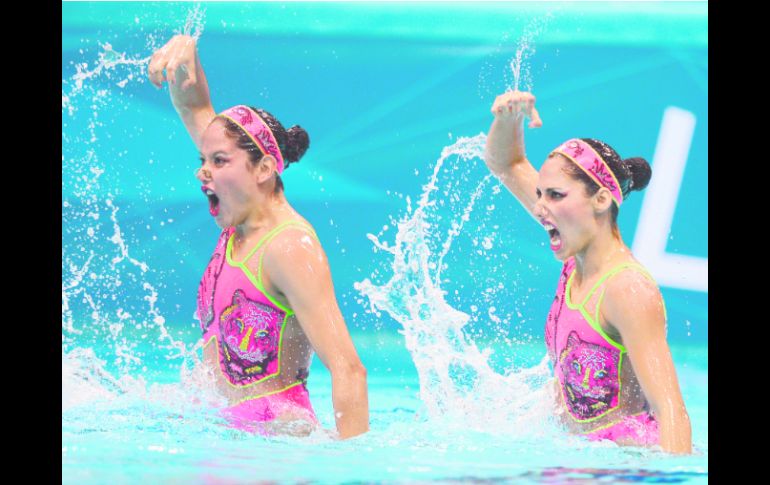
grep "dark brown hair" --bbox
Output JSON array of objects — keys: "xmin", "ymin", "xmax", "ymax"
[
  {"xmin": 220, "ymin": 107, "xmax": 310, "ymax": 193},
  {"xmin": 558, "ymin": 138, "xmax": 651, "ymax": 238}
]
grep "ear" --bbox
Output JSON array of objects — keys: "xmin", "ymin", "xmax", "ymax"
[
  {"xmin": 592, "ymin": 187, "xmax": 614, "ymax": 214},
  {"xmin": 255, "ymin": 155, "xmax": 278, "ymax": 184}
]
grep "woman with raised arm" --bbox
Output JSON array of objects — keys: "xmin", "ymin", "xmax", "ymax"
[
  {"xmin": 148, "ymin": 35, "xmax": 368, "ymax": 439},
  {"xmin": 484, "ymin": 90, "xmax": 691, "ymax": 453}
]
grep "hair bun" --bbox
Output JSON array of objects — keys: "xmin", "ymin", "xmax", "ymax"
[
  {"xmin": 282, "ymin": 125, "xmax": 310, "ymax": 165},
  {"xmin": 622, "ymin": 157, "xmax": 652, "ymax": 192}
]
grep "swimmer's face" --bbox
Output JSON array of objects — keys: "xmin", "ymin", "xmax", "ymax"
[
  {"xmin": 197, "ymin": 118, "xmax": 259, "ymax": 229},
  {"xmin": 533, "ymin": 155, "xmax": 598, "ymax": 261}
]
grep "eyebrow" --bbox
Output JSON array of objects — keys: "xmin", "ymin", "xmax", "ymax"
[{"xmin": 199, "ymin": 150, "xmax": 228, "ymax": 161}]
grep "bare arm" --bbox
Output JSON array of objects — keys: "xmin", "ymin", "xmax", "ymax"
[
  {"xmin": 148, "ymin": 35, "xmax": 216, "ymax": 149},
  {"xmin": 264, "ymin": 230, "xmax": 369, "ymax": 439},
  {"xmin": 602, "ymin": 272, "xmax": 692, "ymax": 454},
  {"xmin": 484, "ymin": 91, "xmax": 543, "ymax": 219}
]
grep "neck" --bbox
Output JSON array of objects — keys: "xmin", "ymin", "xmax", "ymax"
[
  {"xmin": 573, "ymin": 226, "xmax": 627, "ymax": 283},
  {"xmin": 233, "ymin": 191, "xmax": 293, "ymax": 241}
]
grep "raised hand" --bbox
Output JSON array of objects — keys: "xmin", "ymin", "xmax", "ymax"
[{"xmin": 491, "ymin": 90, "xmax": 543, "ymax": 128}]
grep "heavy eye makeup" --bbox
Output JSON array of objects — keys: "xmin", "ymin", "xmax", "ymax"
[
  {"xmin": 536, "ymin": 188, "xmax": 567, "ymax": 201},
  {"xmin": 198, "ymin": 152, "xmax": 229, "ymax": 167}
]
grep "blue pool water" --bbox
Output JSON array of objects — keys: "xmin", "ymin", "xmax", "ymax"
[{"xmin": 62, "ymin": 2, "xmax": 708, "ymax": 483}]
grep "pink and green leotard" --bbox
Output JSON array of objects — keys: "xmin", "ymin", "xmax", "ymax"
[
  {"xmin": 196, "ymin": 220, "xmax": 319, "ymax": 431},
  {"xmin": 545, "ymin": 257, "xmax": 661, "ymax": 445}
]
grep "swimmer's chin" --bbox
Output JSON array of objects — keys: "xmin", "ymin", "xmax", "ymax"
[
  {"xmin": 552, "ymin": 246, "xmax": 573, "ymax": 262},
  {"xmin": 213, "ymin": 214, "xmax": 233, "ymax": 230}
]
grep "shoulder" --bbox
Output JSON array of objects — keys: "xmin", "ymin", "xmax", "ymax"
[
  {"xmin": 601, "ymin": 264, "xmax": 665, "ymax": 330},
  {"xmin": 262, "ymin": 222, "xmax": 327, "ymax": 274},
  {"xmin": 261, "ymin": 222, "xmax": 335, "ymax": 302},
  {"xmin": 604, "ymin": 264, "xmax": 661, "ymax": 301},
  {"xmin": 268, "ymin": 222, "xmax": 322, "ymax": 253}
]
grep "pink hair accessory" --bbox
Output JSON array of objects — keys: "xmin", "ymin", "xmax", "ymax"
[
  {"xmin": 552, "ymin": 138, "xmax": 623, "ymax": 207},
  {"xmin": 218, "ymin": 105, "xmax": 285, "ymax": 174}
]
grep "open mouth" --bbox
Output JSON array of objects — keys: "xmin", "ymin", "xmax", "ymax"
[
  {"xmin": 202, "ymin": 187, "xmax": 220, "ymax": 217},
  {"xmin": 543, "ymin": 222, "xmax": 562, "ymax": 251}
]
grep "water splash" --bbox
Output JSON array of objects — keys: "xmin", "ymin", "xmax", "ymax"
[
  {"xmin": 478, "ymin": 10, "xmax": 556, "ymax": 99},
  {"xmin": 70, "ymin": 43, "xmax": 151, "ymax": 92},
  {"xmin": 62, "ymin": 5, "xmax": 207, "ymax": 386},
  {"xmin": 63, "ymin": 5, "xmax": 206, "ymax": 115},
  {"xmin": 176, "ymin": 2, "xmax": 206, "ymax": 39},
  {"xmin": 511, "ymin": 11, "xmax": 556, "ymax": 92},
  {"xmin": 355, "ymin": 135, "xmax": 554, "ymax": 435},
  {"xmin": 356, "ymin": 12, "xmax": 563, "ymax": 433}
]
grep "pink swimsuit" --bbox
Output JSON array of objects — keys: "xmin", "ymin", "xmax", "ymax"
[
  {"xmin": 196, "ymin": 221, "xmax": 319, "ymax": 431},
  {"xmin": 545, "ymin": 257, "xmax": 660, "ymax": 446}
]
